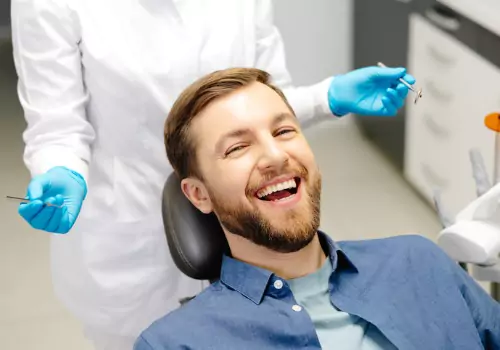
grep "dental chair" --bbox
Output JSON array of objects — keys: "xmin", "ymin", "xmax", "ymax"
[
  {"xmin": 435, "ymin": 149, "xmax": 500, "ymax": 302},
  {"xmin": 161, "ymin": 173, "xmax": 228, "ymax": 286}
]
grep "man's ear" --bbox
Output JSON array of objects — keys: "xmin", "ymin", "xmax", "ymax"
[{"xmin": 180, "ymin": 177, "xmax": 213, "ymax": 214}]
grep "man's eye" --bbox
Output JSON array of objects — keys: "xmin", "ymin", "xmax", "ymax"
[
  {"xmin": 225, "ymin": 145, "xmax": 246, "ymax": 156},
  {"xmin": 275, "ymin": 129, "xmax": 295, "ymax": 136}
]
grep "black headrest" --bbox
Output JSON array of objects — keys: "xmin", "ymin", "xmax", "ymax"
[{"xmin": 162, "ymin": 173, "xmax": 229, "ymax": 281}]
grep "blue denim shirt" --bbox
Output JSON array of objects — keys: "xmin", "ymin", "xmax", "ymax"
[{"xmin": 135, "ymin": 233, "xmax": 500, "ymax": 350}]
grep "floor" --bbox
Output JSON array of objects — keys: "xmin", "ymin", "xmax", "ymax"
[{"xmin": 0, "ymin": 42, "xmax": 444, "ymax": 349}]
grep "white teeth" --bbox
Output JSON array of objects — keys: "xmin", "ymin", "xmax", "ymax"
[{"xmin": 257, "ymin": 179, "xmax": 297, "ymax": 199}]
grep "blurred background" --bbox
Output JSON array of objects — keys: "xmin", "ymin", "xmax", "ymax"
[{"xmin": 1, "ymin": 0, "xmax": 498, "ymax": 348}]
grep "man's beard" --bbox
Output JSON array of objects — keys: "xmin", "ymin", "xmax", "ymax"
[{"xmin": 208, "ymin": 170, "xmax": 321, "ymax": 253}]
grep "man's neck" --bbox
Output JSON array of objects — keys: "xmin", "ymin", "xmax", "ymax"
[{"xmin": 226, "ymin": 233, "xmax": 327, "ymax": 279}]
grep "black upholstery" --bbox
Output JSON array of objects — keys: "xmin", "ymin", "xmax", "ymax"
[{"xmin": 162, "ymin": 173, "xmax": 229, "ymax": 281}]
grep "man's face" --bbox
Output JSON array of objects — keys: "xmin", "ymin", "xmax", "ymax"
[{"xmin": 183, "ymin": 82, "xmax": 321, "ymax": 253}]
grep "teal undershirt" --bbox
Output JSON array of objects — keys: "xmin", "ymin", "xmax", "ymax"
[{"xmin": 287, "ymin": 259, "xmax": 397, "ymax": 350}]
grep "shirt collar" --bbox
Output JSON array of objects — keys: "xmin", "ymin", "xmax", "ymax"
[{"xmin": 219, "ymin": 231, "xmax": 358, "ymax": 304}]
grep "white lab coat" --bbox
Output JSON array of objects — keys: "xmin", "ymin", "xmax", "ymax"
[{"xmin": 11, "ymin": 0, "xmax": 334, "ymax": 338}]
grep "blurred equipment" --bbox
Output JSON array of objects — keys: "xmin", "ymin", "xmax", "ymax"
[
  {"xmin": 403, "ymin": 4, "xmax": 500, "ymax": 219},
  {"xmin": 437, "ymin": 112, "xmax": 500, "ymax": 302}
]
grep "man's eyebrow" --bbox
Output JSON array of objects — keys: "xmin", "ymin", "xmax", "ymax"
[
  {"xmin": 214, "ymin": 112, "xmax": 296, "ymax": 152},
  {"xmin": 272, "ymin": 112, "xmax": 296, "ymax": 125},
  {"xmin": 215, "ymin": 128, "xmax": 252, "ymax": 152}
]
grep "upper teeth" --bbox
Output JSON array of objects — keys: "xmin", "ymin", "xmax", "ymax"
[{"xmin": 257, "ymin": 179, "xmax": 296, "ymax": 198}]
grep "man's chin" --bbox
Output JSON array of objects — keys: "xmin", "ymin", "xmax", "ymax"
[
  {"xmin": 261, "ymin": 230, "xmax": 317, "ymax": 253},
  {"xmin": 261, "ymin": 206, "xmax": 312, "ymax": 225}
]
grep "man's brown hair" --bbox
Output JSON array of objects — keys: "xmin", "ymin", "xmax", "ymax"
[{"xmin": 164, "ymin": 67, "xmax": 294, "ymax": 179}]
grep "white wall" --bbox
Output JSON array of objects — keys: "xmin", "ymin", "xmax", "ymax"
[{"xmin": 272, "ymin": 0, "xmax": 353, "ymax": 85}]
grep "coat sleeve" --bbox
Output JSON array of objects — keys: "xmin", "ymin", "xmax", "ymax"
[
  {"xmin": 253, "ymin": 0, "xmax": 338, "ymax": 127},
  {"xmin": 11, "ymin": 0, "xmax": 94, "ymax": 182}
]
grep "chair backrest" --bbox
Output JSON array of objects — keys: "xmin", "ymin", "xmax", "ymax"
[{"xmin": 162, "ymin": 173, "xmax": 229, "ymax": 281}]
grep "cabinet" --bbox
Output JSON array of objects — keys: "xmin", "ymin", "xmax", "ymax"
[{"xmin": 405, "ymin": 13, "xmax": 500, "ymax": 217}]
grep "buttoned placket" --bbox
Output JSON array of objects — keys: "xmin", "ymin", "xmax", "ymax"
[{"xmin": 265, "ymin": 275, "xmax": 322, "ymax": 348}]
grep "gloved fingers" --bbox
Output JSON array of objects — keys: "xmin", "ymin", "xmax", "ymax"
[
  {"xmin": 27, "ymin": 176, "xmax": 51, "ymax": 200},
  {"xmin": 391, "ymin": 74, "xmax": 415, "ymax": 91},
  {"xmin": 56, "ymin": 206, "xmax": 72, "ymax": 234},
  {"xmin": 45, "ymin": 196, "xmax": 65, "ymax": 233},
  {"xmin": 29, "ymin": 198, "xmax": 58, "ymax": 231},
  {"xmin": 386, "ymin": 88, "xmax": 404, "ymax": 110},
  {"xmin": 402, "ymin": 73, "xmax": 416, "ymax": 85},
  {"xmin": 371, "ymin": 67, "xmax": 406, "ymax": 82},
  {"xmin": 54, "ymin": 194, "xmax": 64, "ymax": 206},
  {"xmin": 395, "ymin": 82, "xmax": 410, "ymax": 99},
  {"xmin": 18, "ymin": 200, "xmax": 44, "ymax": 222},
  {"xmin": 381, "ymin": 96, "xmax": 398, "ymax": 116}
]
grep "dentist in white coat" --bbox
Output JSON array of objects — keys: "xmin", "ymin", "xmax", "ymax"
[{"xmin": 11, "ymin": 0, "xmax": 415, "ymax": 348}]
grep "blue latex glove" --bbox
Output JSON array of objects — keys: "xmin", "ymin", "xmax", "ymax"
[
  {"xmin": 18, "ymin": 166, "xmax": 87, "ymax": 234},
  {"xmin": 328, "ymin": 66, "xmax": 416, "ymax": 117}
]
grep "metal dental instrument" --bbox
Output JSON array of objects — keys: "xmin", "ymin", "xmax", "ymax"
[
  {"xmin": 5, "ymin": 195, "xmax": 62, "ymax": 208},
  {"xmin": 377, "ymin": 62, "xmax": 423, "ymax": 104}
]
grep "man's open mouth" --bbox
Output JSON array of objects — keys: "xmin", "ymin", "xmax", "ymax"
[{"xmin": 255, "ymin": 177, "xmax": 301, "ymax": 201}]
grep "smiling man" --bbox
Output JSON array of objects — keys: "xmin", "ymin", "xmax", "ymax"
[{"xmin": 134, "ymin": 68, "xmax": 500, "ymax": 350}]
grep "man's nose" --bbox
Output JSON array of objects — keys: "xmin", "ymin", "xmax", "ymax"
[{"xmin": 256, "ymin": 141, "xmax": 289, "ymax": 172}]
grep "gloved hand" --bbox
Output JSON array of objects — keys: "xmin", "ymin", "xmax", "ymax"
[
  {"xmin": 328, "ymin": 66, "xmax": 416, "ymax": 117},
  {"xmin": 18, "ymin": 166, "xmax": 87, "ymax": 234}
]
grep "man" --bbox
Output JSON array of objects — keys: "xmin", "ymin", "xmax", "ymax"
[{"xmin": 134, "ymin": 67, "xmax": 500, "ymax": 350}]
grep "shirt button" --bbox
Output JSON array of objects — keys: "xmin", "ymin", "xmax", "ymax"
[
  {"xmin": 292, "ymin": 305, "xmax": 302, "ymax": 312},
  {"xmin": 273, "ymin": 280, "xmax": 283, "ymax": 289}
]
